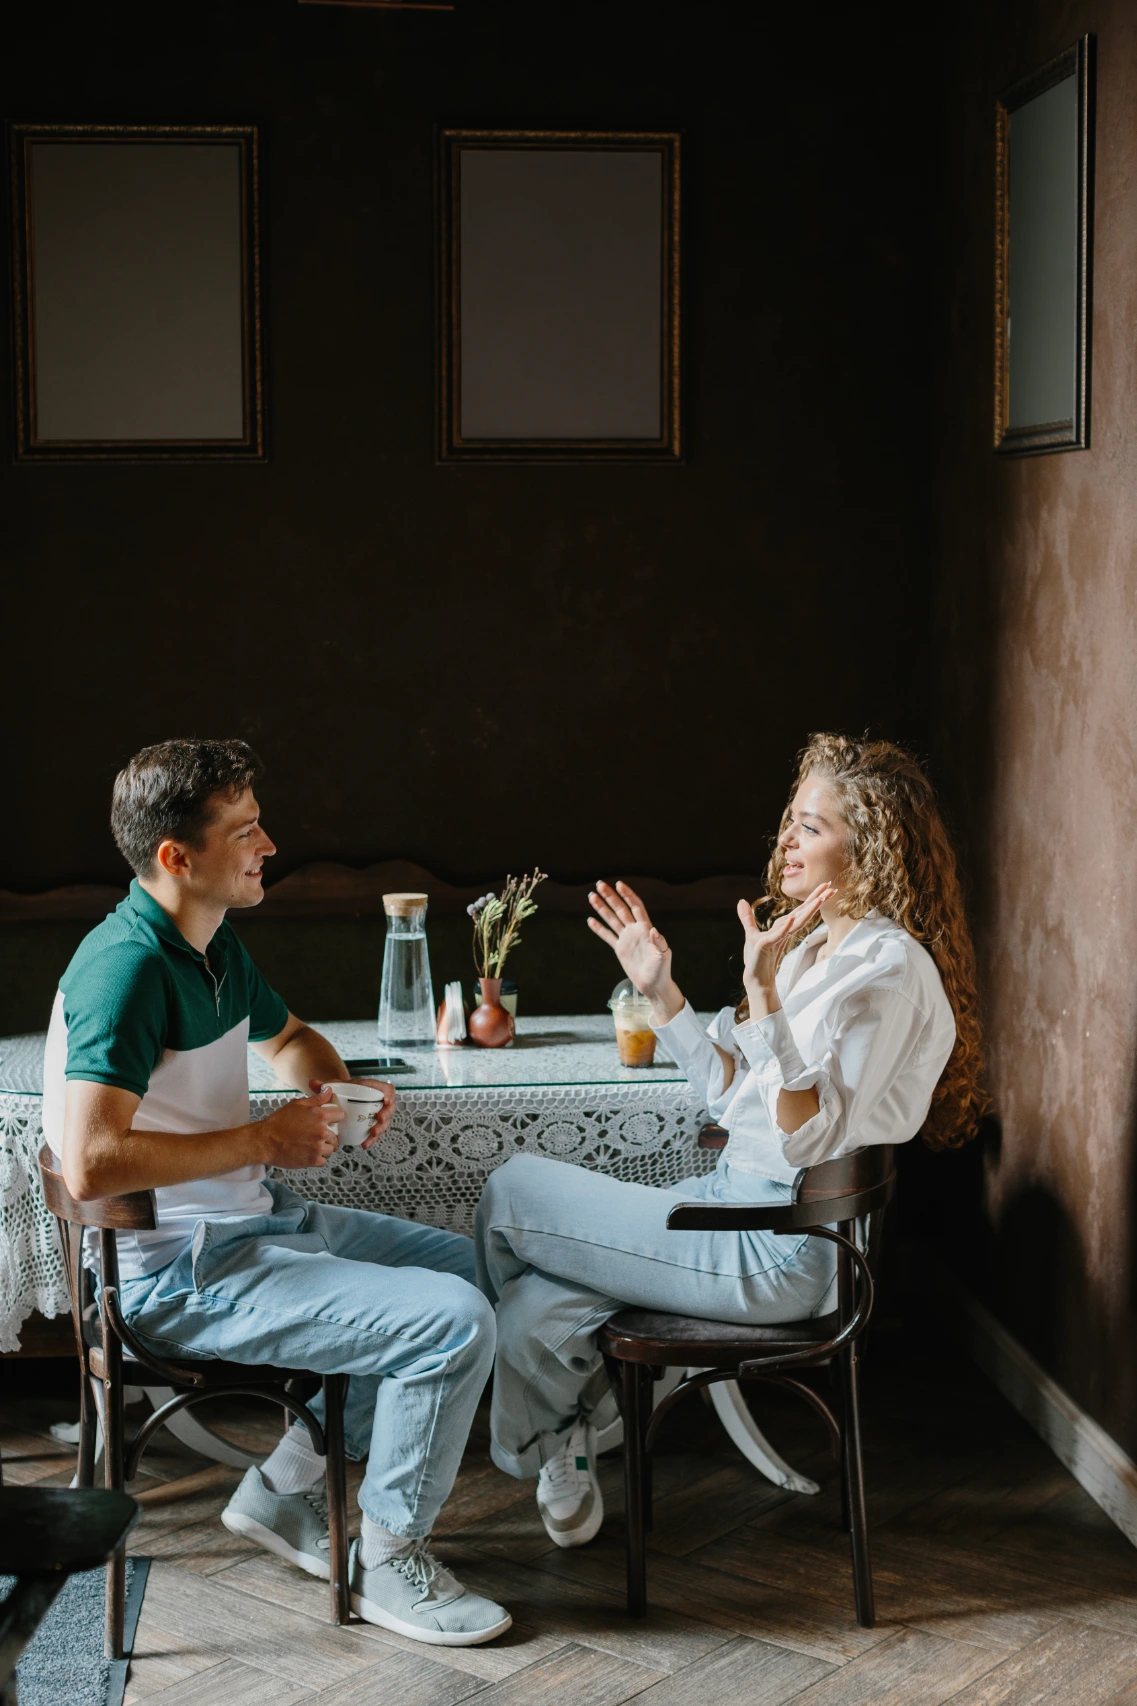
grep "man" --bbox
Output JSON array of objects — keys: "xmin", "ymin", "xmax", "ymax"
[{"xmin": 42, "ymin": 738, "xmax": 511, "ymax": 1647}]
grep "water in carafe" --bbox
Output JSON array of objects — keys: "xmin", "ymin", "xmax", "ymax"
[{"xmin": 378, "ymin": 892, "xmax": 436, "ymax": 1048}]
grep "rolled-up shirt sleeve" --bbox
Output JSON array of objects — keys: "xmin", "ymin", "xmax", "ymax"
[
  {"xmin": 652, "ymin": 1001, "xmax": 741, "ymax": 1120},
  {"xmin": 732, "ymin": 984, "xmax": 932, "ymax": 1170}
]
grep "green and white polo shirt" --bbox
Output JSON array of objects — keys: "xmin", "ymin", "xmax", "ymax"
[{"xmin": 42, "ymin": 879, "xmax": 290, "ymax": 1279}]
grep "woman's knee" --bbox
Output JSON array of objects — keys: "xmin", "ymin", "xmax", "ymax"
[{"xmin": 479, "ymin": 1153, "xmax": 559, "ymax": 1225}]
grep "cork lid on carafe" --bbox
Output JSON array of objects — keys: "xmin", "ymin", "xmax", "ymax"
[{"xmin": 382, "ymin": 892, "xmax": 429, "ymax": 917}]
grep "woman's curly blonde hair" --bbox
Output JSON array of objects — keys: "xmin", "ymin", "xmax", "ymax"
[{"xmin": 756, "ymin": 732, "xmax": 988, "ymax": 1150}]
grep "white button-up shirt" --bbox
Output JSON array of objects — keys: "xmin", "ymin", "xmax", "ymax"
[{"xmin": 655, "ymin": 909, "xmax": 956, "ymax": 1184}]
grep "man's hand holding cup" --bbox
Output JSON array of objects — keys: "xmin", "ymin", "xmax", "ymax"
[
  {"xmin": 261, "ymin": 1086, "xmax": 345, "ymax": 1171},
  {"xmin": 308, "ymin": 1078, "xmax": 397, "ymax": 1150}
]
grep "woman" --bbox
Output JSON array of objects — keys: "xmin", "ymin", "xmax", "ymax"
[{"xmin": 475, "ymin": 733, "xmax": 985, "ymax": 1548}]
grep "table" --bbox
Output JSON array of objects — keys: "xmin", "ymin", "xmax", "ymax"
[
  {"xmin": 0, "ymin": 1018, "xmax": 818, "ymax": 1496},
  {"xmin": 0, "ymin": 1017, "xmax": 713, "ymax": 1353}
]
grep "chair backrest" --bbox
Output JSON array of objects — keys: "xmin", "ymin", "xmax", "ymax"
[
  {"xmin": 793, "ymin": 1144, "xmax": 895, "ymax": 1215},
  {"xmin": 38, "ymin": 1146, "xmax": 157, "ymax": 1232}
]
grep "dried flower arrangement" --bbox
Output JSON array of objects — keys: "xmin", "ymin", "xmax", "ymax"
[{"xmin": 468, "ymin": 869, "xmax": 547, "ymax": 978}]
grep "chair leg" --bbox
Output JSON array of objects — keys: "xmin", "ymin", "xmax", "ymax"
[
  {"xmin": 323, "ymin": 1373, "xmax": 351, "ymax": 1625},
  {"xmin": 621, "ymin": 1362, "xmax": 652, "ymax": 1619},
  {"xmin": 829, "ymin": 1361, "xmax": 850, "ymax": 1532},
  {"xmin": 641, "ymin": 1365, "xmax": 666, "ymax": 1533},
  {"xmin": 103, "ymin": 1361, "xmax": 127, "ymax": 1658},
  {"xmin": 643, "ymin": 1424, "xmax": 654, "ymax": 1537},
  {"xmin": 839, "ymin": 1341, "xmax": 874, "ymax": 1627},
  {"xmin": 77, "ymin": 1369, "xmax": 98, "ymax": 1489}
]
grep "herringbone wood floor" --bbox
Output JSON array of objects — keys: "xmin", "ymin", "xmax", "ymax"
[{"xmin": 6, "ymin": 1344, "xmax": 1137, "ymax": 1706}]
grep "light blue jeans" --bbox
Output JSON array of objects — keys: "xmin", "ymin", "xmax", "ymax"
[
  {"xmin": 475, "ymin": 1152, "xmax": 836, "ymax": 1477},
  {"xmin": 118, "ymin": 1180, "xmax": 493, "ymax": 1538}
]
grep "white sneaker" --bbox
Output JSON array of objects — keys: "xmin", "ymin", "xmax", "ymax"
[
  {"xmin": 221, "ymin": 1468, "xmax": 331, "ymax": 1578},
  {"xmin": 536, "ymin": 1419, "xmax": 603, "ymax": 1548},
  {"xmin": 349, "ymin": 1540, "xmax": 512, "ymax": 1646}
]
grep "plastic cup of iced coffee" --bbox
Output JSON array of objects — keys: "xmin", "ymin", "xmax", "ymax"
[{"xmin": 608, "ymin": 979, "xmax": 657, "ymax": 1068}]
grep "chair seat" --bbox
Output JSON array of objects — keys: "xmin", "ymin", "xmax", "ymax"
[
  {"xmin": 600, "ymin": 1307, "xmax": 840, "ymax": 1366},
  {"xmin": 88, "ymin": 1343, "xmax": 319, "ymax": 1388},
  {"xmin": 82, "ymin": 1302, "xmax": 317, "ymax": 1388}
]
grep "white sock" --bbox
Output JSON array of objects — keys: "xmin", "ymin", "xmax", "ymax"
[
  {"xmin": 359, "ymin": 1513, "xmax": 414, "ymax": 1569},
  {"xmin": 260, "ymin": 1423, "xmax": 326, "ymax": 1495}
]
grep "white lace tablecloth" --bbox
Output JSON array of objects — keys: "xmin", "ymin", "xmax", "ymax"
[{"xmin": 0, "ymin": 1018, "xmax": 712, "ymax": 1352}]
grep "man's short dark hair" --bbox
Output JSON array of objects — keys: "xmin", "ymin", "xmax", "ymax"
[{"xmin": 111, "ymin": 739, "xmax": 263, "ymax": 877}]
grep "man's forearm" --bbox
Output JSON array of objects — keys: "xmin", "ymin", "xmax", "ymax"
[
  {"xmin": 63, "ymin": 1074, "xmax": 342, "ymax": 1202},
  {"xmin": 266, "ymin": 1025, "xmax": 349, "ymax": 1092},
  {"xmin": 64, "ymin": 1119, "xmax": 266, "ymax": 1201}
]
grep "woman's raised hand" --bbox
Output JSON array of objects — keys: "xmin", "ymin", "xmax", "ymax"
[
  {"xmin": 736, "ymin": 883, "xmax": 836, "ymax": 1016},
  {"xmin": 587, "ymin": 881, "xmax": 682, "ymax": 1018}
]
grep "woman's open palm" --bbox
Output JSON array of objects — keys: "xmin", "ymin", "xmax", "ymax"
[
  {"xmin": 737, "ymin": 883, "xmax": 835, "ymax": 991},
  {"xmin": 587, "ymin": 881, "xmax": 673, "ymax": 1000}
]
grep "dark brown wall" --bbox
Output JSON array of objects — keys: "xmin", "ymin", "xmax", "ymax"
[
  {"xmin": 935, "ymin": 0, "xmax": 1137, "ymax": 1452},
  {"xmin": 1, "ymin": 0, "xmax": 941, "ymax": 895}
]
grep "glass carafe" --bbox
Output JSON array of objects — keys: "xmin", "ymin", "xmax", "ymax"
[{"xmin": 377, "ymin": 892, "xmax": 436, "ymax": 1048}]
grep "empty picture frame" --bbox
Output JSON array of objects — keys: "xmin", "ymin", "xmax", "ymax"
[
  {"xmin": 994, "ymin": 38, "xmax": 1093, "ymax": 455},
  {"xmin": 9, "ymin": 124, "xmax": 263, "ymax": 461},
  {"xmin": 437, "ymin": 129, "xmax": 681, "ymax": 462}
]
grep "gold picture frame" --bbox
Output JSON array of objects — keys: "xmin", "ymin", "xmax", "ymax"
[
  {"xmin": 994, "ymin": 38, "xmax": 1093, "ymax": 455},
  {"xmin": 437, "ymin": 128, "xmax": 681, "ymax": 463},
  {"xmin": 10, "ymin": 123, "xmax": 264, "ymax": 462}
]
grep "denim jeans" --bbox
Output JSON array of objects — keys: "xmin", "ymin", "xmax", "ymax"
[
  {"xmin": 118, "ymin": 1181, "xmax": 494, "ymax": 1538},
  {"xmin": 475, "ymin": 1152, "xmax": 836, "ymax": 1478}
]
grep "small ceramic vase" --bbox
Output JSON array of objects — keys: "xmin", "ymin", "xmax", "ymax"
[{"xmin": 468, "ymin": 977, "xmax": 515, "ymax": 1047}]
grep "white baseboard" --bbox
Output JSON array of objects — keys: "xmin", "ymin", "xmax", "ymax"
[{"xmin": 938, "ymin": 1267, "xmax": 1137, "ymax": 1549}]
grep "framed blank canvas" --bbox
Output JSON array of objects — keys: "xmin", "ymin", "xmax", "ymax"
[
  {"xmin": 994, "ymin": 39, "xmax": 1093, "ymax": 455},
  {"xmin": 437, "ymin": 129, "xmax": 681, "ymax": 462},
  {"xmin": 10, "ymin": 124, "xmax": 264, "ymax": 461}
]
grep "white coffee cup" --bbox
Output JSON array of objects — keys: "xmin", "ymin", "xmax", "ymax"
[{"xmin": 322, "ymin": 1082, "xmax": 385, "ymax": 1148}]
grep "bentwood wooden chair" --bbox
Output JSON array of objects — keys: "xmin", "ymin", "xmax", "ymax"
[
  {"xmin": 599, "ymin": 1129, "xmax": 895, "ymax": 1627},
  {"xmin": 39, "ymin": 1147, "xmax": 351, "ymax": 1656}
]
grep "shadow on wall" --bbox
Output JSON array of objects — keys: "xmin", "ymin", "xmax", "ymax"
[
  {"xmin": 892, "ymin": 1115, "xmax": 1000, "ymax": 1311},
  {"xmin": 994, "ymin": 1181, "xmax": 1092, "ymax": 1377},
  {"xmin": 901, "ymin": 1108, "xmax": 1098, "ymax": 1377}
]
